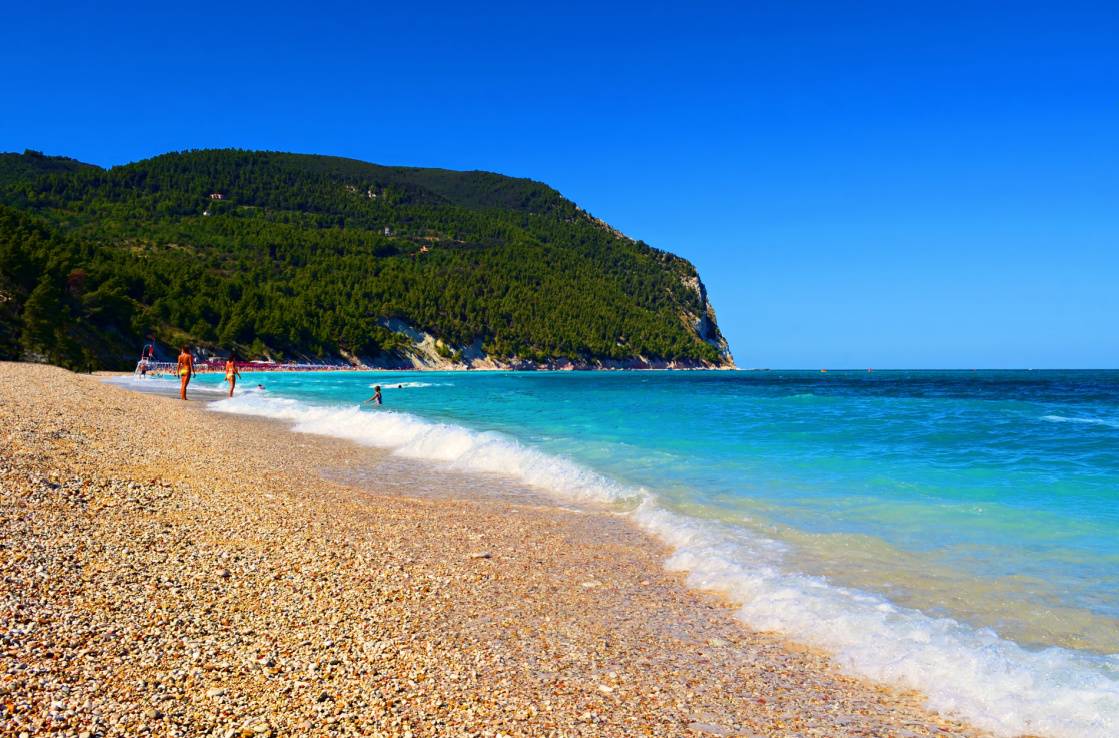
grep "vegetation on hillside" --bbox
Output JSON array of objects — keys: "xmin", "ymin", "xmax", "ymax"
[
  {"xmin": 0, "ymin": 150, "xmax": 97, "ymax": 186},
  {"xmin": 0, "ymin": 149, "xmax": 730, "ymax": 370}
]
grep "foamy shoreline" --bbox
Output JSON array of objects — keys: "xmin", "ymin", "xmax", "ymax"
[{"xmin": 2, "ymin": 362, "xmax": 988, "ymax": 737}]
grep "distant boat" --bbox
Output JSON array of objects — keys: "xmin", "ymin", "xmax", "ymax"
[{"xmin": 820, "ymin": 369, "xmax": 828, "ymax": 373}]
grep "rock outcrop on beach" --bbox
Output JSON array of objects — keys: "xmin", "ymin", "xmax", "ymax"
[{"xmin": 0, "ymin": 149, "xmax": 735, "ymax": 371}]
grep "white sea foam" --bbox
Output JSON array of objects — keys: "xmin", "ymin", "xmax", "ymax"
[
  {"xmin": 106, "ymin": 375, "xmax": 239, "ymax": 397},
  {"xmin": 206, "ymin": 391, "xmax": 1119, "ymax": 738},
  {"xmin": 372, "ymin": 381, "xmax": 448, "ymax": 389},
  {"xmin": 1041, "ymin": 414, "xmax": 1119, "ymax": 429},
  {"xmin": 633, "ymin": 502, "xmax": 1119, "ymax": 738},
  {"xmin": 211, "ymin": 393, "xmax": 634, "ymax": 503}
]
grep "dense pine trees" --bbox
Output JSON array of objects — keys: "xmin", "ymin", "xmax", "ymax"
[{"xmin": 0, "ymin": 149, "xmax": 728, "ymax": 370}]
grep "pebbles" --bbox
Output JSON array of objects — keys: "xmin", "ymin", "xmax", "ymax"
[{"xmin": 0, "ymin": 362, "xmax": 992, "ymax": 738}]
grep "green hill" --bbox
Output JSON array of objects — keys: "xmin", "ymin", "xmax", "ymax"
[
  {"xmin": 0, "ymin": 150, "xmax": 98, "ymax": 186},
  {"xmin": 0, "ymin": 148, "xmax": 734, "ymax": 371}
]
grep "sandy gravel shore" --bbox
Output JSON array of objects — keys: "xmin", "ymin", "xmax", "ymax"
[{"xmin": 0, "ymin": 362, "xmax": 994, "ymax": 738}]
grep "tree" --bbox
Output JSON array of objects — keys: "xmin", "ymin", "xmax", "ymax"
[
  {"xmin": 19, "ymin": 275, "xmax": 82, "ymax": 367},
  {"xmin": 0, "ymin": 149, "xmax": 732, "ymax": 370}
]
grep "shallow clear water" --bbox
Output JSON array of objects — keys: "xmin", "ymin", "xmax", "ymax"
[{"xmin": 115, "ymin": 369, "xmax": 1119, "ymax": 737}]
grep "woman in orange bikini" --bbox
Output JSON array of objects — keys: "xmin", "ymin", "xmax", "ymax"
[
  {"xmin": 177, "ymin": 345, "xmax": 195, "ymax": 400},
  {"xmin": 224, "ymin": 354, "xmax": 241, "ymax": 397}
]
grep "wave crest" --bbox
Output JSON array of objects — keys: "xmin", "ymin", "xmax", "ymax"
[
  {"xmin": 211, "ymin": 393, "xmax": 636, "ymax": 503},
  {"xmin": 634, "ymin": 502, "xmax": 1119, "ymax": 738},
  {"xmin": 209, "ymin": 391, "xmax": 1119, "ymax": 738},
  {"xmin": 1042, "ymin": 414, "xmax": 1119, "ymax": 429}
]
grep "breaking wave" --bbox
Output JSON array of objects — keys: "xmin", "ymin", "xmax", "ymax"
[
  {"xmin": 1041, "ymin": 414, "xmax": 1119, "ymax": 429},
  {"xmin": 373, "ymin": 381, "xmax": 450, "ymax": 389},
  {"xmin": 204, "ymin": 391, "xmax": 1119, "ymax": 738},
  {"xmin": 212, "ymin": 393, "xmax": 634, "ymax": 503}
]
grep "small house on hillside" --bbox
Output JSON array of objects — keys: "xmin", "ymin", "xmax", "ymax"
[{"xmin": 209, "ymin": 193, "xmax": 224, "ymax": 200}]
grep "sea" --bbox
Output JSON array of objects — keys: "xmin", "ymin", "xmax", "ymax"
[{"xmin": 111, "ymin": 369, "xmax": 1119, "ymax": 738}]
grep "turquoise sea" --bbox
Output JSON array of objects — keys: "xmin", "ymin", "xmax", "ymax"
[{"xmin": 114, "ymin": 369, "xmax": 1119, "ymax": 737}]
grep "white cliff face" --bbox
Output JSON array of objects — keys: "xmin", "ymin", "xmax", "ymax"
[
  {"xmin": 376, "ymin": 318, "xmax": 467, "ymax": 370},
  {"xmin": 703, "ymin": 301, "xmax": 735, "ymax": 366},
  {"xmin": 680, "ymin": 275, "xmax": 736, "ymax": 367},
  {"xmin": 368, "ymin": 274, "xmax": 736, "ymax": 371}
]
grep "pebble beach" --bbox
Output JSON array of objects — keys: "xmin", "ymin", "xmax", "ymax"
[{"xmin": 0, "ymin": 362, "xmax": 999, "ymax": 738}]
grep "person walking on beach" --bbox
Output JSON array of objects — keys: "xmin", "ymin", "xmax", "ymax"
[
  {"xmin": 224, "ymin": 354, "xmax": 241, "ymax": 398},
  {"xmin": 177, "ymin": 345, "xmax": 195, "ymax": 400},
  {"xmin": 364, "ymin": 385, "xmax": 383, "ymax": 406}
]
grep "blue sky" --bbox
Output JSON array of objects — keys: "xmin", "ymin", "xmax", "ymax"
[{"xmin": 3, "ymin": 1, "xmax": 1116, "ymax": 367}]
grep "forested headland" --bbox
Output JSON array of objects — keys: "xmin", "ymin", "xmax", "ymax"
[{"xmin": 0, "ymin": 148, "xmax": 733, "ymax": 370}]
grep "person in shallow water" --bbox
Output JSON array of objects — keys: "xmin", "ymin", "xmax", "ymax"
[
  {"xmin": 363, "ymin": 385, "xmax": 383, "ymax": 406},
  {"xmin": 224, "ymin": 354, "xmax": 241, "ymax": 398},
  {"xmin": 176, "ymin": 345, "xmax": 194, "ymax": 400}
]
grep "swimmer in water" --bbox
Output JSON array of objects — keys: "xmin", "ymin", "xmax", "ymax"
[
  {"xmin": 176, "ymin": 345, "xmax": 195, "ymax": 400},
  {"xmin": 363, "ymin": 385, "xmax": 383, "ymax": 406},
  {"xmin": 224, "ymin": 353, "xmax": 241, "ymax": 397}
]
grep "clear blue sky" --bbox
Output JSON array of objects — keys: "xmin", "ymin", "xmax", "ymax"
[{"xmin": 3, "ymin": 1, "xmax": 1116, "ymax": 367}]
